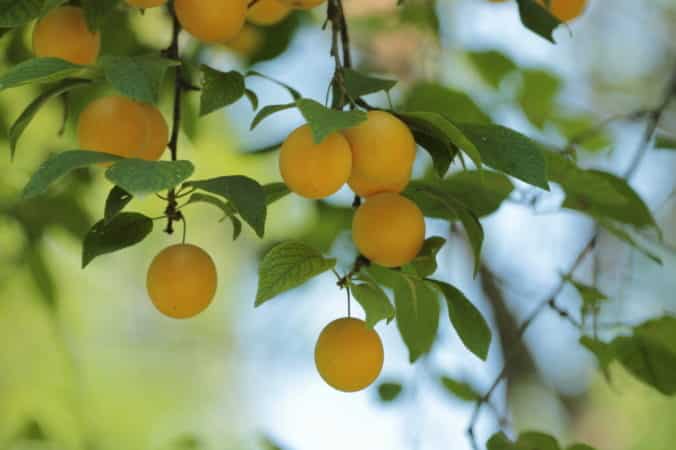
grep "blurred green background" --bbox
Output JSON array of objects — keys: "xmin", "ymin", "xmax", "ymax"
[{"xmin": 1, "ymin": 1, "xmax": 676, "ymax": 450}]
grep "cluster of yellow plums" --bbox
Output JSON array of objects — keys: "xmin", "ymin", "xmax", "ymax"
[
  {"xmin": 490, "ymin": 0, "xmax": 588, "ymax": 22},
  {"xmin": 280, "ymin": 112, "xmax": 428, "ymax": 392}
]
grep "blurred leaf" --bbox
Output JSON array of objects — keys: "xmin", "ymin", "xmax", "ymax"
[
  {"xmin": 487, "ymin": 432, "xmax": 515, "ymax": 450},
  {"xmin": 245, "ymin": 88, "xmax": 259, "ymax": 110},
  {"xmin": 458, "ymin": 124, "xmax": 549, "ymax": 189},
  {"xmin": 184, "ymin": 193, "xmax": 241, "ymax": 240},
  {"xmin": 22, "ymin": 150, "xmax": 121, "ymax": 199},
  {"xmin": 296, "ymin": 98, "xmax": 367, "ymax": 144},
  {"xmin": 0, "ymin": 57, "xmax": 97, "ymax": 91},
  {"xmin": 568, "ymin": 446, "xmax": 596, "ymax": 450},
  {"xmin": 612, "ymin": 316, "xmax": 676, "ymax": 395},
  {"xmin": 439, "ymin": 376, "xmax": 480, "ymax": 401},
  {"xmin": 200, "ymin": 66, "xmax": 245, "ymax": 115},
  {"xmin": 342, "ymin": 68, "xmax": 396, "ymax": 98},
  {"xmin": 402, "ymin": 82, "xmax": 491, "ymax": 124},
  {"xmin": 563, "ymin": 275, "xmax": 607, "ymax": 314},
  {"xmin": 596, "ymin": 218, "xmax": 662, "ymax": 264},
  {"xmin": 81, "ymin": 0, "xmax": 119, "ymax": 31},
  {"xmin": 0, "ymin": 0, "xmax": 43, "ymax": 27},
  {"xmin": 392, "ymin": 274, "xmax": 440, "ymax": 363},
  {"xmin": 255, "ymin": 241, "xmax": 336, "ymax": 306},
  {"xmin": 82, "ymin": 212, "xmax": 153, "ymax": 268},
  {"xmin": 441, "ymin": 170, "xmax": 513, "ymax": 217},
  {"xmin": 406, "ymin": 236, "xmax": 446, "ymax": 278},
  {"xmin": 431, "ymin": 281, "xmax": 491, "ymax": 360},
  {"xmin": 580, "ymin": 336, "xmax": 614, "ymax": 382},
  {"xmin": 248, "ymin": 12, "xmax": 303, "ymax": 65},
  {"xmin": 487, "ymin": 431, "xmax": 574, "ymax": 450},
  {"xmin": 351, "ymin": 275, "xmax": 395, "ymax": 327},
  {"xmin": 9, "ymin": 78, "xmax": 90, "ymax": 159},
  {"xmin": 655, "ymin": 133, "xmax": 676, "ymax": 150},
  {"xmin": 186, "ymin": 176, "xmax": 267, "ymax": 237},
  {"xmin": 400, "ymin": 112, "xmax": 482, "ymax": 169},
  {"xmin": 247, "ymin": 70, "xmax": 301, "ymax": 100},
  {"xmin": 250, "ymin": 102, "xmax": 295, "ymax": 129},
  {"xmin": 515, "ymin": 0, "xmax": 562, "ymax": 43},
  {"xmin": 101, "ymin": 55, "xmax": 178, "ymax": 104},
  {"xmin": 263, "ymin": 182, "xmax": 290, "ymax": 205},
  {"xmin": 517, "ymin": 69, "xmax": 561, "ymax": 128},
  {"xmin": 399, "ymin": 0, "xmax": 438, "ymax": 31},
  {"xmin": 411, "ymin": 129, "xmax": 455, "ymax": 176},
  {"xmin": 377, "ymin": 382, "xmax": 403, "ymax": 402},
  {"xmin": 468, "ymin": 50, "xmax": 518, "ymax": 88},
  {"xmin": 105, "ymin": 159, "xmax": 194, "ymax": 196},
  {"xmin": 104, "ymin": 186, "xmax": 132, "ymax": 225},
  {"xmin": 554, "ymin": 114, "xmax": 612, "ymax": 152},
  {"xmin": 15, "ymin": 419, "xmax": 47, "ymax": 441},
  {"xmin": 25, "ymin": 243, "xmax": 56, "ymax": 308}
]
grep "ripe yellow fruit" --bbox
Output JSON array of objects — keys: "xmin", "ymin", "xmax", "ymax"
[
  {"xmin": 140, "ymin": 103, "xmax": 169, "ymax": 161},
  {"xmin": 32, "ymin": 6, "xmax": 100, "ymax": 65},
  {"xmin": 343, "ymin": 111, "xmax": 416, "ymax": 186},
  {"xmin": 537, "ymin": 0, "xmax": 587, "ymax": 21},
  {"xmin": 78, "ymin": 96, "xmax": 150, "ymax": 160},
  {"xmin": 315, "ymin": 318, "xmax": 384, "ymax": 392},
  {"xmin": 225, "ymin": 25, "xmax": 264, "ymax": 56},
  {"xmin": 174, "ymin": 0, "xmax": 247, "ymax": 43},
  {"xmin": 247, "ymin": 0, "xmax": 291, "ymax": 26},
  {"xmin": 126, "ymin": 0, "xmax": 167, "ymax": 7},
  {"xmin": 279, "ymin": 0, "xmax": 326, "ymax": 10},
  {"xmin": 279, "ymin": 124, "xmax": 352, "ymax": 199},
  {"xmin": 348, "ymin": 170, "xmax": 409, "ymax": 198},
  {"xmin": 353, "ymin": 192, "xmax": 425, "ymax": 268},
  {"xmin": 147, "ymin": 244, "xmax": 217, "ymax": 319}
]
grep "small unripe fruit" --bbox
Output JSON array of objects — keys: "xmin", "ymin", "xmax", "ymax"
[
  {"xmin": 175, "ymin": 0, "xmax": 247, "ymax": 43},
  {"xmin": 315, "ymin": 318, "xmax": 384, "ymax": 392},
  {"xmin": 279, "ymin": 124, "xmax": 352, "ymax": 199},
  {"xmin": 247, "ymin": 0, "xmax": 291, "ymax": 26},
  {"xmin": 147, "ymin": 244, "xmax": 218, "ymax": 319},
  {"xmin": 353, "ymin": 192, "xmax": 425, "ymax": 268},
  {"xmin": 343, "ymin": 111, "xmax": 416, "ymax": 186},
  {"xmin": 78, "ymin": 96, "xmax": 151, "ymax": 160},
  {"xmin": 32, "ymin": 6, "xmax": 100, "ymax": 65},
  {"xmin": 126, "ymin": 0, "xmax": 167, "ymax": 7},
  {"xmin": 279, "ymin": 0, "xmax": 326, "ymax": 10}
]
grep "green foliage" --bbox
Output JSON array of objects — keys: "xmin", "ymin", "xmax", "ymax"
[
  {"xmin": 106, "ymin": 159, "xmax": 194, "ymax": 196},
  {"xmin": 406, "ymin": 236, "xmax": 446, "ymax": 278},
  {"xmin": 377, "ymin": 382, "xmax": 403, "ymax": 402},
  {"xmin": 342, "ymin": 68, "xmax": 396, "ymax": 98},
  {"xmin": 186, "ymin": 176, "xmax": 267, "ymax": 237},
  {"xmin": 468, "ymin": 50, "xmax": 518, "ymax": 88},
  {"xmin": 515, "ymin": 0, "xmax": 562, "ymax": 43},
  {"xmin": 82, "ymin": 212, "xmax": 153, "ymax": 268},
  {"xmin": 0, "ymin": 0, "xmax": 55, "ymax": 27},
  {"xmin": 255, "ymin": 241, "xmax": 337, "ymax": 306},
  {"xmin": 432, "ymin": 281, "xmax": 492, "ymax": 360},
  {"xmin": 487, "ymin": 431, "xmax": 596, "ymax": 450},
  {"xmin": 439, "ymin": 376, "xmax": 480, "ymax": 401},
  {"xmin": 104, "ymin": 186, "xmax": 132, "ymax": 225},
  {"xmin": 0, "ymin": 57, "xmax": 97, "ymax": 91},
  {"xmin": 563, "ymin": 275, "xmax": 607, "ymax": 315},
  {"xmin": 518, "ymin": 69, "xmax": 561, "ymax": 128},
  {"xmin": 350, "ymin": 275, "xmax": 395, "ymax": 328},
  {"xmin": 101, "ymin": 55, "xmax": 177, "ymax": 104},
  {"xmin": 402, "ymin": 82, "xmax": 491, "ymax": 124},
  {"xmin": 81, "ymin": 0, "xmax": 119, "ymax": 31},
  {"xmin": 296, "ymin": 99, "xmax": 367, "ymax": 143},
  {"xmin": 200, "ymin": 66, "xmax": 246, "ymax": 116},
  {"xmin": 22, "ymin": 150, "xmax": 121, "ymax": 199}
]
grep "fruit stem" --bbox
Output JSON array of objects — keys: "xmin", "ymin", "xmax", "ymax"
[{"xmin": 164, "ymin": 2, "xmax": 184, "ymax": 235}]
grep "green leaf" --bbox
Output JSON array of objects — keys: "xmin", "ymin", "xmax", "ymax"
[
  {"xmin": 25, "ymin": 244, "xmax": 56, "ymax": 308},
  {"xmin": 406, "ymin": 236, "xmax": 446, "ymax": 278},
  {"xmin": 612, "ymin": 316, "xmax": 676, "ymax": 395},
  {"xmin": 100, "ymin": 55, "xmax": 177, "ymax": 104},
  {"xmin": 567, "ymin": 445, "xmax": 596, "ymax": 450},
  {"xmin": 351, "ymin": 276, "xmax": 395, "ymax": 328},
  {"xmin": 402, "ymin": 82, "xmax": 491, "ymax": 124},
  {"xmin": 9, "ymin": 78, "xmax": 90, "ymax": 159},
  {"xmin": 250, "ymin": 103, "xmax": 295, "ymax": 129},
  {"xmin": 263, "ymin": 182, "xmax": 291, "ymax": 205},
  {"xmin": 457, "ymin": 123, "xmax": 549, "ymax": 189},
  {"xmin": 81, "ymin": 0, "xmax": 119, "ymax": 31},
  {"xmin": 431, "ymin": 281, "xmax": 491, "ymax": 360},
  {"xmin": 0, "ymin": 58, "xmax": 96, "ymax": 92},
  {"xmin": 82, "ymin": 212, "xmax": 153, "ymax": 268},
  {"xmin": 186, "ymin": 176, "xmax": 267, "ymax": 237},
  {"xmin": 655, "ymin": 133, "xmax": 676, "ymax": 150},
  {"xmin": 518, "ymin": 69, "xmax": 561, "ymax": 128},
  {"xmin": 0, "ymin": 0, "xmax": 43, "ymax": 27},
  {"xmin": 105, "ymin": 159, "xmax": 194, "ymax": 196},
  {"xmin": 580, "ymin": 336, "xmax": 614, "ymax": 382},
  {"xmin": 563, "ymin": 275, "xmax": 607, "ymax": 313},
  {"xmin": 516, "ymin": 432, "xmax": 561, "ymax": 450},
  {"xmin": 440, "ymin": 376, "xmax": 480, "ymax": 401},
  {"xmin": 487, "ymin": 432, "xmax": 516, "ymax": 450},
  {"xmin": 411, "ymin": 129, "xmax": 455, "ymax": 177},
  {"xmin": 296, "ymin": 98, "xmax": 367, "ymax": 144},
  {"xmin": 184, "ymin": 193, "xmax": 242, "ymax": 240},
  {"xmin": 22, "ymin": 150, "xmax": 121, "ymax": 199},
  {"xmin": 246, "ymin": 70, "xmax": 301, "ymax": 100},
  {"xmin": 377, "ymin": 382, "xmax": 403, "ymax": 402},
  {"xmin": 467, "ymin": 50, "xmax": 518, "ymax": 88},
  {"xmin": 200, "ymin": 66, "xmax": 245, "ymax": 116},
  {"xmin": 104, "ymin": 186, "xmax": 132, "ymax": 224},
  {"xmin": 554, "ymin": 113, "xmax": 612, "ymax": 152},
  {"xmin": 244, "ymin": 88, "xmax": 258, "ymax": 110},
  {"xmin": 404, "ymin": 183, "xmax": 484, "ymax": 275},
  {"xmin": 255, "ymin": 241, "xmax": 337, "ymax": 306},
  {"xmin": 400, "ymin": 112, "xmax": 482, "ymax": 169},
  {"xmin": 392, "ymin": 274, "xmax": 440, "ymax": 362},
  {"xmin": 441, "ymin": 170, "xmax": 513, "ymax": 217},
  {"xmin": 515, "ymin": 0, "xmax": 562, "ymax": 43},
  {"xmin": 342, "ymin": 68, "xmax": 396, "ymax": 98}
]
